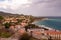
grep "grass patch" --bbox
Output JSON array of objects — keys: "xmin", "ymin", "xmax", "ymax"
[{"xmin": 0, "ymin": 32, "xmax": 12, "ymax": 38}]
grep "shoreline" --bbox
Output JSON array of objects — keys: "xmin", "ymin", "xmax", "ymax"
[
  {"xmin": 36, "ymin": 24, "xmax": 59, "ymax": 31},
  {"xmin": 32, "ymin": 20, "xmax": 60, "ymax": 31},
  {"xmin": 38, "ymin": 25, "xmax": 55, "ymax": 30},
  {"xmin": 32, "ymin": 18, "xmax": 49, "ymax": 24}
]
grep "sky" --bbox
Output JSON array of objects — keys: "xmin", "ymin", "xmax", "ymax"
[{"xmin": 0, "ymin": 0, "xmax": 61, "ymax": 16}]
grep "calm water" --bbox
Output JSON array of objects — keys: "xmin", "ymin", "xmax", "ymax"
[{"xmin": 35, "ymin": 17, "xmax": 61, "ymax": 30}]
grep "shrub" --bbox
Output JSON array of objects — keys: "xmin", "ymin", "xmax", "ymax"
[
  {"xmin": 19, "ymin": 33, "xmax": 31, "ymax": 40},
  {"xmin": 0, "ymin": 32, "xmax": 12, "ymax": 38},
  {"xmin": 4, "ymin": 22, "xmax": 11, "ymax": 29}
]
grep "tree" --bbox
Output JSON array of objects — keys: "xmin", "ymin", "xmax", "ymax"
[
  {"xmin": 29, "ymin": 16, "xmax": 35, "ymax": 23},
  {"xmin": 0, "ymin": 16, "xmax": 4, "ymax": 24},
  {"xmin": 17, "ymin": 19, "xmax": 23, "ymax": 23},
  {"xmin": 4, "ymin": 22, "xmax": 11, "ymax": 29},
  {"xmin": 19, "ymin": 33, "xmax": 37, "ymax": 40},
  {"xmin": 19, "ymin": 33, "xmax": 31, "ymax": 40},
  {"xmin": 24, "ymin": 24, "xmax": 38, "ymax": 31},
  {"xmin": 0, "ymin": 29, "xmax": 13, "ymax": 38}
]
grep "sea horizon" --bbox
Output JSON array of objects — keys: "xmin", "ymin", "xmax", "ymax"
[{"xmin": 33, "ymin": 17, "xmax": 61, "ymax": 31}]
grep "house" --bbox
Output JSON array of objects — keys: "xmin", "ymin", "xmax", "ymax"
[{"xmin": 27, "ymin": 28, "xmax": 61, "ymax": 40}]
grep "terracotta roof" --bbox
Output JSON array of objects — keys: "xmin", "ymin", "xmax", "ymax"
[
  {"xmin": 32, "ymin": 30, "xmax": 61, "ymax": 35},
  {"xmin": 44, "ymin": 30, "xmax": 61, "ymax": 35}
]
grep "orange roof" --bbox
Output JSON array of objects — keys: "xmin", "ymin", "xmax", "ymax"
[
  {"xmin": 33, "ymin": 31, "xmax": 42, "ymax": 35},
  {"xmin": 44, "ymin": 30, "xmax": 61, "ymax": 35}
]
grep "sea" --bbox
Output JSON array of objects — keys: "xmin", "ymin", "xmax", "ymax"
[{"xmin": 34, "ymin": 17, "xmax": 61, "ymax": 31}]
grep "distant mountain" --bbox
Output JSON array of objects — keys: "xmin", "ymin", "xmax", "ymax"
[{"xmin": 0, "ymin": 11, "xmax": 20, "ymax": 17}]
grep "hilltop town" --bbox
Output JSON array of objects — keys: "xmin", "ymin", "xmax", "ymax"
[{"xmin": 0, "ymin": 11, "xmax": 61, "ymax": 40}]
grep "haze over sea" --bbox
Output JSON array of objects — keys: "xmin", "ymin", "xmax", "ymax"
[{"xmin": 34, "ymin": 17, "xmax": 61, "ymax": 31}]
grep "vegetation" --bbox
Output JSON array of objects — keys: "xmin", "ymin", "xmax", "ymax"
[
  {"xmin": 17, "ymin": 19, "xmax": 24, "ymax": 23},
  {"xmin": 28, "ymin": 24, "xmax": 38, "ymax": 28},
  {"xmin": 29, "ymin": 16, "xmax": 35, "ymax": 23},
  {"xmin": 0, "ymin": 29, "xmax": 13, "ymax": 38},
  {"xmin": 19, "ymin": 33, "xmax": 31, "ymax": 40},
  {"xmin": 29, "ymin": 38, "xmax": 37, "ymax": 40},
  {"xmin": 0, "ymin": 16, "xmax": 4, "ymax": 24},
  {"xmin": 19, "ymin": 33, "xmax": 37, "ymax": 40},
  {"xmin": 0, "ymin": 16, "xmax": 4, "ymax": 20},
  {"xmin": 0, "ymin": 32, "xmax": 12, "ymax": 38},
  {"xmin": 4, "ymin": 22, "xmax": 11, "ymax": 29},
  {"xmin": 25, "ymin": 24, "xmax": 38, "ymax": 31}
]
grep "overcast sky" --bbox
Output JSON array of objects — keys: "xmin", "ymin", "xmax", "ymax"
[{"xmin": 0, "ymin": 0, "xmax": 61, "ymax": 16}]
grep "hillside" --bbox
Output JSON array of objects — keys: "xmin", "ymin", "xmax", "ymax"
[{"xmin": 0, "ymin": 11, "xmax": 19, "ymax": 17}]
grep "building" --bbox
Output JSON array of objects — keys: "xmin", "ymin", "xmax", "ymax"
[{"xmin": 27, "ymin": 28, "xmax": 61, "ymax": 40}]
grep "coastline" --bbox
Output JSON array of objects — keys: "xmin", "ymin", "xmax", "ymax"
[
  {"xmin": 38, "ymin": 25, "xmax": 55, "ymax": 30},
  {"xmin": 32, "ymin": 19, "xmax": 59, "ymax": 31},
  {"xmin": 32, "ymin": 18, "xmax": 49, "ymax": 24}
]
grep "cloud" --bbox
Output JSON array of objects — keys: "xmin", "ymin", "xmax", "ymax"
[
  {"xmin": 0, "ymin": 0, "xmax": 5, "ymax": 2},
  {"xmin": 0, "ymin": 0, "xmax": 31, "ymax": 10},
  {"xmin": 22, "ymin": 0, "xmax": 61, "ymax": 16},
  {"xmin": 0, "ymin": 0, "xmax": 61, "ymax": 16}
]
